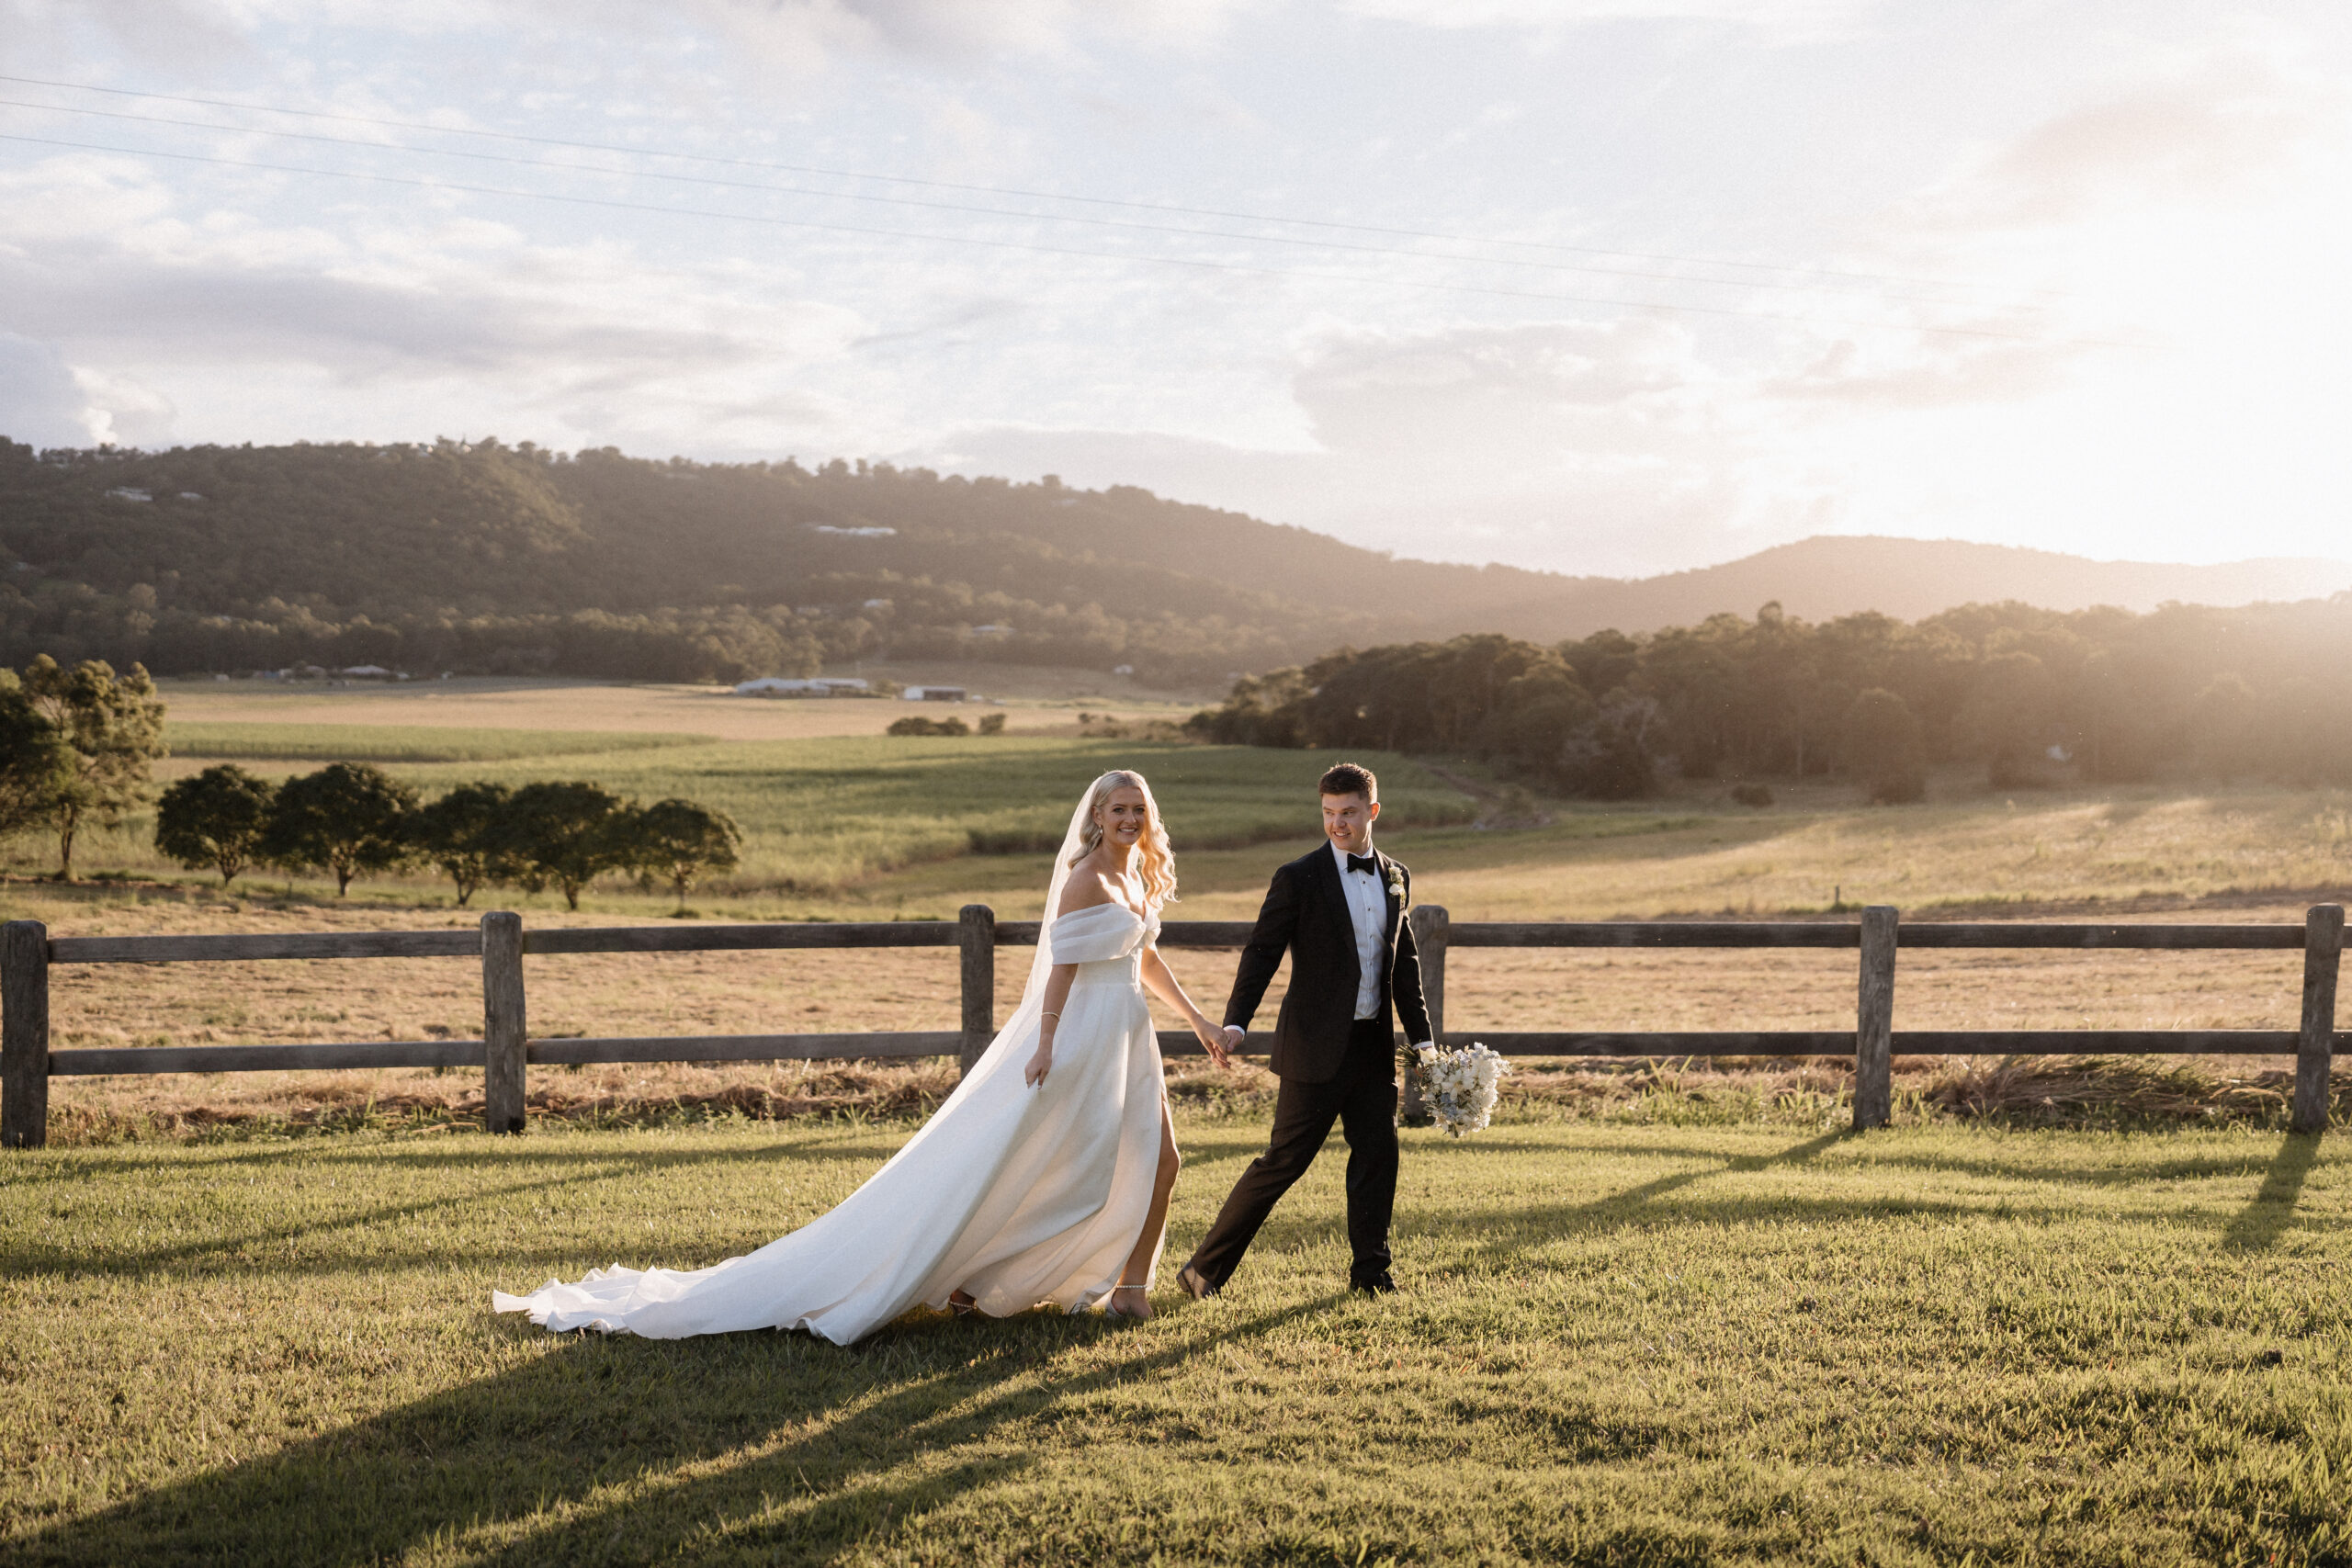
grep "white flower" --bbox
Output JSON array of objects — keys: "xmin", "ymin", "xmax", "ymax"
[{"xmin": 1409, "ymin": 1041, "xmax": 1510, "ymax": 1137}]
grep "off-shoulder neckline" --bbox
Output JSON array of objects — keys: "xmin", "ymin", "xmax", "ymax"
[{"xmin": 1052, "ymin": 900, "xmax": 1151, "ymax": 924}]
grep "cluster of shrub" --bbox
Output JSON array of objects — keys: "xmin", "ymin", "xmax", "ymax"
[
  {"xmin": 1190, "ymin": 598, "xmax": 2352, "ymax": 802},
  {"xmin": 0, "ymin": 654, "xmax": 167, "ymax": 878},
  {"xmin": 155, "ymin": 763, "xmax": 742, "ymax": 909},
  {"xmin": 0, "ymin": 653, "xmax": 740, "ymax": 906},
  {"xmin": 886, "ymin": 713, "xmax": 1006, "ymax": 737}
]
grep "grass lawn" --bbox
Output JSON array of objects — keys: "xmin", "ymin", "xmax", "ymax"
[{"xmin": 3, "ymin": 1113, "xmax": 2346, "ymax": 1564}]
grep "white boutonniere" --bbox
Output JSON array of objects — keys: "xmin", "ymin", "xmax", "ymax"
[{"xmin": 1384, "ymin": 864, "xmax": 1407, "ymax": 904}]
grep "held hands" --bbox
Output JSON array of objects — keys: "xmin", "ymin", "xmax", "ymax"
[{"xmin": 1190, "ymin": 1017, "xmax": 1241, "ymax": 1070}]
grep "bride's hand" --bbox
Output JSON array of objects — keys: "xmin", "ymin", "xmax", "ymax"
[
  {"xmin": 1190, "ymin": 1014, "xmax": 1229, "ymax": 1069},
  {"xmin": 1023, "ymin": 1044, "xmax": 1053, "ymax": 1088}
]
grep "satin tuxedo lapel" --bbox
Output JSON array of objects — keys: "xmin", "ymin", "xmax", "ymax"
[
  {"xmin": 1310, "ymin": 840, "xmax": 1362, "ymax": 991},
  {"xmin": 1376, "ymin": 849, "xmax": 1403, "ymax": 987}
]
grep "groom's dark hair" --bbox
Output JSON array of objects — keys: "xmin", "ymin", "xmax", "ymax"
[{"xmin": 1318, "ymin": 762, "xmax": 1377, "ymax": 802}]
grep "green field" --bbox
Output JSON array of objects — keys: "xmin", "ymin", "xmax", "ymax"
[
  {"xmin": 2, "ymin": 1113, "xmax": 2344, "ymax": 1564},
  {"xmin": 46, "ymin": 734, "xmax": 1479, "ymax": 899},
  {"xmin": 165, "ymin": 722, "xmax": 717, "ymax": 763}
]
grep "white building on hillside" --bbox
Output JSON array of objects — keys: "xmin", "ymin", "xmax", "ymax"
[{"xmin": 736, "ymin": 676, "xmax": 874, "ymax": 697}]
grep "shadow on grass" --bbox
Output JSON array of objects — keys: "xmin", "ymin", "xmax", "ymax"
[
  {"xmin": 1578, "ymin": 1139, "xmax": 2295, "ymax": 1190},
  {"xmin": 1214, "ymin": 1129, "xmax": 1856, "ymax": 1281},
  {"xmin": 2220, "ymin": 1134, "xmax": 2320, "ymax": 1253},
  {"xmin": 1, "ymin": 1139, "xmax": 906, "ymax": 1281},
  {"xmin": 21, "ymin": 1298, "xmax": 1336, "ymax": 1567}
]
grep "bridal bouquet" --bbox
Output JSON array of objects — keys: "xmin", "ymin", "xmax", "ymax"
[{"xmin": 1410, "ymin": 1042, "xmax": 1511, "ymax": 1137}]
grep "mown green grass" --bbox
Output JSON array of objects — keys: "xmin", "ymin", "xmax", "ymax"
[
  {"xmin": 391, "ymin": 738, "xmax": 1475, "ymax": 893},
  {"xmin": 3, "ymin": 1115, "xmax": 2346, "ymax": 1564},
  {"xmin": 16, "ymin": 737, "xmax": 1476, "ymax": 903},
  {"xmin": 167, "ymin": 722, "xmax": 715, "ymax": 763}
]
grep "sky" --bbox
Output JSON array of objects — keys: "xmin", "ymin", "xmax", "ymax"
[{"xmin": 0, "ymin": 1, "xmax": 2346, "ymax": 578}]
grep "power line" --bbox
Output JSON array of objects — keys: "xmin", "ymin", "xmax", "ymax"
[
  {"xmin": 0, "ymin": 95, "xmax": 2044, "ymax": 311},
  {"xmin": 0, "ymin": 72, "xmax": 2064, "ymax": 301},
  {"xmin": 0, "ymin": 130, "xmax": 2141, "ymax": 348}
]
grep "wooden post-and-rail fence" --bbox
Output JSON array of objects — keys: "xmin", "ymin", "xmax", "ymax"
[{"xmin": 1, "ymin": 904, "xmax": 2342, "ymax": 1150}]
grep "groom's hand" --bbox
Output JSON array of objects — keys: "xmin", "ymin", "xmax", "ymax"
[{"xmin": 1217, "ymin": 1024, "xmax": 1244, "ymax": 1069}]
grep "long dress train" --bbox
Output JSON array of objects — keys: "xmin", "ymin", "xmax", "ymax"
[{"xmin": 492, "ymin": 902, "xmax": 1167, "ymax": 1345}]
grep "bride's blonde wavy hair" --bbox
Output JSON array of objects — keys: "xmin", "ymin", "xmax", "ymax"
[{"xmin": 1069, "ymin": 770, "xmax": 1178, "ymax": 908}]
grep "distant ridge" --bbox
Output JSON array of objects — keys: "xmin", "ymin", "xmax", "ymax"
[
  {"xmin": 1518, "ymin": 536, "xmax": 2352, "ymax": 637},
  {"xmin": 5, "ymin": 434, "xmax": 2346, "ymax": 683}
]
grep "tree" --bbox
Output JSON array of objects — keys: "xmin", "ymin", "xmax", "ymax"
[
  {"xmin": 1478, "ymin": 667, "xmax": 1595, "ymax": 777},
  {"xmin": 154, "ymin": 764, "xmax": 277, "ymax": 885},
  {"xmin": 1840, "ymin": 688, "xmax": 1927, "ymax": 804},
  {"xmin": 20, "ymin": 656, "xmax": 167, "ymax": 880},
  {"xmin": 1956, "ymin": 649, "xmax": 2055, "ymax": 787},
  {"xmin": 622, "ymin": 797, "xmax": 742, "ymax": 912},
  {"xmin": 263, "ymin": 761, "xmax": 417, "ymax": 895},
  {"xmin": 500, "ymin": 781, "xmax": 628, "ymax": 910},
  {"xmin": 2189, "ymin": 673, "xmax": 2262, "ymax": 781},
  {"xmin": 408, "ymin": 782, "xmax": 518, "ymax": 907},
  {"xmin": 1563, "ymin": 690, "xmax": 1663, "ymax": 800},
  {"xmin": 0, "ymin": 671, "xmax": 71, "ymax": 843}
]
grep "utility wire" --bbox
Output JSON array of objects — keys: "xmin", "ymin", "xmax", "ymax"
[
  {"xmin": 0, "ymin": 130, "xmax": 2140, "ymax": 348},
  {"xmin": 0, "ymin": 72, "xmax": 2062, "ymax": 301},
  {"xmin": 0, "ymin": 95, "xmax": 2040, "ymax": 310}
]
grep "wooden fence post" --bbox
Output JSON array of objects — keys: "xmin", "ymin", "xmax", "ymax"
[
  {"xmin": 1854, "ymin": 905, "xmax": 1898, "ymax": 1131},
  {"xmin": 2293, "ymin": 903, "xmax": 2342, "ymax": 1135},
  {"xmin": 958, "ymin": 904, "xmax": 996, "ymax": 1077},
  {"xmin": 481, "ymin": 911, "xmax": 526, "ymax": 1134},
  {"xmin": 1403, "ymin": 904, "xmax": 1448, "ymax": 1127},
  {"xmin": 2, "ymin": 921, "xmax": 49, "ymax": 1150}
]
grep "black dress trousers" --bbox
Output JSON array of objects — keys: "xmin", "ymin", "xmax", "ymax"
[{"xmin": 1188, "ymin": 1016, "xmax": 1400, "ymax": 1289}]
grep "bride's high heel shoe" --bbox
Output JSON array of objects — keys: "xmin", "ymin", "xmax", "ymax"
[
  {"xmin": 948, "ymin": 1289, "xmax": 978, "ymax": 1318},
  {"xmin": 1105, "ymin": 1285, "xmax": 1153, "ymax": 1321}
]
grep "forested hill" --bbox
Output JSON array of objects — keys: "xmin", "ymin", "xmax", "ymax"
[
  {"xmin": 3, "ymin": 436, "xmax": 1555, "ymax": 682},
  {"xmin": 3, "ymin": 435, "xmax": 2345, "ymax": 685}
]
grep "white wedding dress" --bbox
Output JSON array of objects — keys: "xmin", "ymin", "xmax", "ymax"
[{"xmin": 492, "ymin": 897, "xmax": 1170, "ymax": 1345}]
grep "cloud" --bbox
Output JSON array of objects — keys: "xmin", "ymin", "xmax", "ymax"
[
  {"xmin": 1292, "ymin": 317, "xmax": 1704, "ymax": 456},
  {"xmin": 921, "ymin": 316, "xmax": 1810, "ymax": 575},
  {"xmin": 1767, "ymin": 334, "xmax": 2108, "ymax": 412},
  {"xmin": 1898, "ymin": 53, "xmax": 2343, "ymax": 231},
  {"xmin": 0, "ymin": 333, "xmax": 96, "ymax": 446},
  {"xmin": 0, "ymin": 0, "xmax": 1261, "ymax": 77},
  {"xmin": 0, "ymin": 0, "xmax": 251, "ymax": 69},
  {"xmin": 1338, "ymin": 0, "xmax": 1874, "ymax": 35}
]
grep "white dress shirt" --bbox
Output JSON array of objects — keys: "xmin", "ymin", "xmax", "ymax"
[{"xmin": 1330, "ymin": 840, "xmax": 1386, "ymax": 1020}]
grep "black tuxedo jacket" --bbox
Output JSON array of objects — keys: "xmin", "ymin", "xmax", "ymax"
[{"xmin": 1221, "ymin": 842, "xmax": 1434, "ymax": 1083}]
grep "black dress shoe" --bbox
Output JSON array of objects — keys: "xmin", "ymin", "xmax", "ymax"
[
  {"xmin": 1176, "ymin": 1263, "xmax": 1217, "ymax": 1300},
  {"xmin": 1351, "ymin": 1272, "xmax": 1397, "ymax": 1295}
]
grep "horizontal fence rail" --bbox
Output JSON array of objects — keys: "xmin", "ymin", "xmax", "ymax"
[{"xmin": 1, "ymin": 903, "xmax": 2341, "ymax": 1148}]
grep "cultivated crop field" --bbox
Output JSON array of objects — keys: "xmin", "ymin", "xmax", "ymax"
[{"xmin": 1, "ymin": 1114, "xmax": 2345, "ymax": 1564}]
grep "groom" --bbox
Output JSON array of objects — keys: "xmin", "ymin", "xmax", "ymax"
[{"xmin": 1178, "ymin": 762, "xmax": 1435, "ymax": 1299}]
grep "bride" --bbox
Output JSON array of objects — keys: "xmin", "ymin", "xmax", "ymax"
[{"xmin": 492, "ymin": 769, "xmax": 1234, "ymax": 1343}]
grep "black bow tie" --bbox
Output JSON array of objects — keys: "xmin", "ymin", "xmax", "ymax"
[{"xmin": 1346, "ymin": 852, "xmax": 1379, "ymax": 877}]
